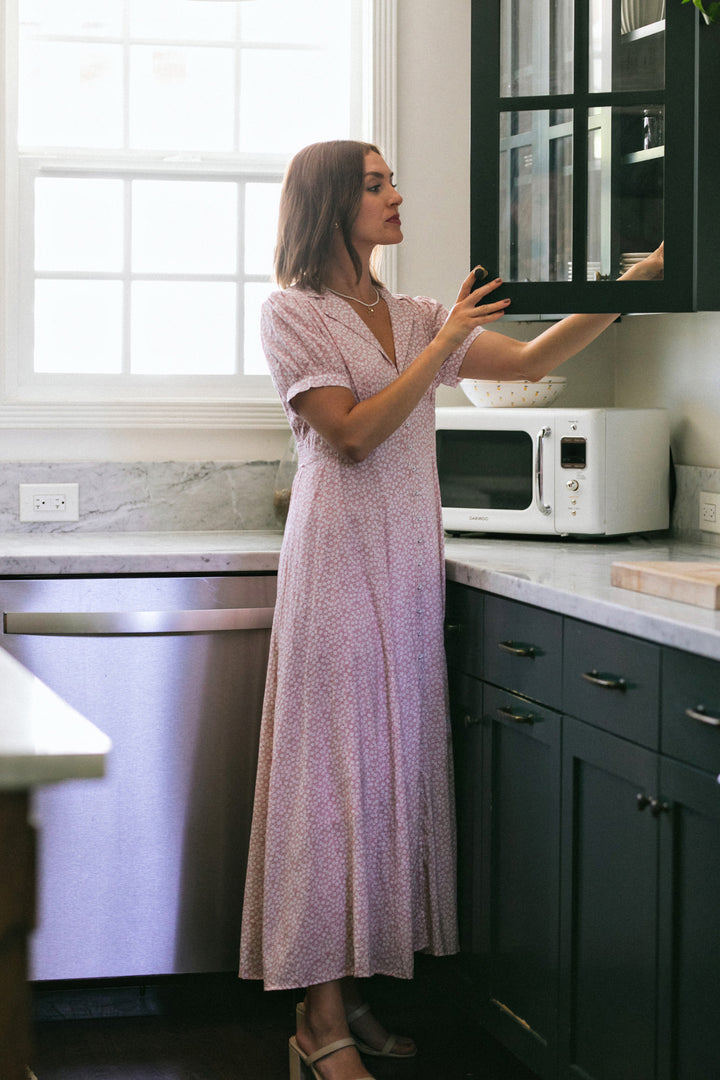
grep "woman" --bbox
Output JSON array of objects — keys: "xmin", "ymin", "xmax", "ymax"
[{"xmin": 238, "ymin": 140, "xmax": 663, "ymax": 1080}]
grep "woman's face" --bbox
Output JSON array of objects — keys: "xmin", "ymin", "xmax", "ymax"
[{"xmin": 349, "ymin": 151, "xmax": 403, "ymax": 251}]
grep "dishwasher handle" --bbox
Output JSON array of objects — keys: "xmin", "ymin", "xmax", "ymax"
[{"xmin": 3, "ymin": 607, "xmax": 275, "ymax": 636}]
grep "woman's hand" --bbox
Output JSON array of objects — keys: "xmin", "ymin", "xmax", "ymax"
[
  {"xmin": 437, "ymin": 267, "xmax": 512, "ymax": 350},
  {"xmin": 619, "ymin": 242, "xmax": 664, "ymax": 281}
]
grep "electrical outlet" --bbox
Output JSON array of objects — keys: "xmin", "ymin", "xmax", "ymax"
[
  {"xmin": 19, "ymin": 483, "xmax": 79, "ymax": 522},
  {"xmin": 699, "ymin": 491, "xmax": 720, "ymax": 534}
]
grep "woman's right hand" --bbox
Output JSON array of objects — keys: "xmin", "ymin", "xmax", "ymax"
[{"xmin": 439, "ymin": 267, "xmax": 512, "ymax": 349}]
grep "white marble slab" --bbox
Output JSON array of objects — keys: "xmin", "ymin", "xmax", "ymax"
[
  {"xmin": 0, "ymin": 530, "xmax": 284, "ymax": 576},
  {"xmin": 445, "ymin": 534, "xmax": 720, "ymax": 662},
  {"xmin": 0, "ymin": 648, "xmax": 111, "ymax": 789},
  {"xmin": 1, "ymin": 528, "xmax": 719, "ymax": 661},
  {"xmin": 0, "ymin": 461, "xmax": 280, "ymax": 534}
]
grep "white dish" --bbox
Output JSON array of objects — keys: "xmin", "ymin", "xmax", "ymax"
[{"xmin": 460, "ymin": 376, "xmax": 567, "ymax": 409}]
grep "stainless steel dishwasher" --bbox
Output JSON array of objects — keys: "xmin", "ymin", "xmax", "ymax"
[{"xmin": 0, "ymin": 574, "xmax": 276, "ymax": 981}]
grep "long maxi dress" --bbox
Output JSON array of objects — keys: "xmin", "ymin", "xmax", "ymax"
[{"xmin": 239, "ymin": 285, "xmax": 484, "ymax": 991}]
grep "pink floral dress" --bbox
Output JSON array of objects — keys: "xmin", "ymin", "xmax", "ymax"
[{"xmin": 239, "ymin": 285, "xmax": 483, "ymax": 990}]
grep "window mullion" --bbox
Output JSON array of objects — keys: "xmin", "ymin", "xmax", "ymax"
[{"xmin": 123, "ymin": 177, "xmax": 132, "ymax": 376}]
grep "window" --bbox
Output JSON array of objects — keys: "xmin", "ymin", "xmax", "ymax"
[{"xmin": 2, "ymin": 0, "xmax": 396, "ymax": 428}]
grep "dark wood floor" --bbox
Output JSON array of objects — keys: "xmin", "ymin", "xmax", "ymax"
[{"xmin": 29, "ymin": 956, "xmax": 538, "ymax": 1080}]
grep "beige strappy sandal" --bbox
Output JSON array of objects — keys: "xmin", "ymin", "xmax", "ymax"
[
  {"xmin": 345, "ymin": 1002, "xmax": 417, "ymax": 1059},
  {"xmin": 296, "ymin": 1000, "xmax": 417, "ymax": 1060},
  {"xmin": 288, "ymin": 1035, "xmax": 374, "ymax": 1080}
]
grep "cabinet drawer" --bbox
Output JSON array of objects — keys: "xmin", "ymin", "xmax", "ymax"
[
  {"xmin": 662, "ymin": 648, "xmax": 720, "ymax": 773},
  {"xmin": 482, "ymin": 593, "xmax": 562, "ymax": 708},
  {"xmin": 563, "ymin": 620, "xmax": 660, "ymax": 748},
  {"xmin": 445, "ymin": 581, "xmax": 483, "ymax": 677}
]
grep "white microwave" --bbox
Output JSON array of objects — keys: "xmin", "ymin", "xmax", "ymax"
[{"xmin": 435, "ymin": 407, "xmax": 670, "ymax": 537}]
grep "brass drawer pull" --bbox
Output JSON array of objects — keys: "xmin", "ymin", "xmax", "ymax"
[
  {"xmin": 685, "ymin": 704, "xmax": 720, "ymax": 728},
  {"xmin": 582, "ymin": 669, "xmax": 627, "ymax": 691},
  {"xmin": 636, "ymin": 792, "xmax": 671, "ymax": 817},
  {"xmin": 498, "ymin": 640, "xmax": 536, "ymax": 659},
  {"xmin": 496, "ymin": 705, "xmax": 540, "ymax": 725}
]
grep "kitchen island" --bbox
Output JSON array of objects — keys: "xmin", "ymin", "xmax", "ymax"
[{"xmin": 0, "ymin": 647, "xmax": 110, "ymax": 1080}]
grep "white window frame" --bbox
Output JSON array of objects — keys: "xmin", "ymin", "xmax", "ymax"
[{"xmin": 0, "ymin": 0, "xmax": 397, "ymax": 431}]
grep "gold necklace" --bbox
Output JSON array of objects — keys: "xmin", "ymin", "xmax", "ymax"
[{"xmin": 326, "ymin": 285, "xmax": 380, "ymax": 315}]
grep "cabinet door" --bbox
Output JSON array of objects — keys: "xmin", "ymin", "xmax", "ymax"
[
  {"xmin": 480, "ymin": 685, "xmax": 561, "ymax": 1079},
  {"xmin": 449, "ymin": 670, "xmax": 484, "ymax": 956},
  {"xmin": 445, "ymin": 580, "xmax": 484, "ymax": 677},
  {"xmin": 471, "ymin": 0, "xmax": 700, "ymax": 314},
  {"xmin": 559, "ymin": 718, "xmax": 660, "ymax": 1080},
  {"xmin": 656, "ymin": 757, "xmax": 720, "ymax": 1080}
]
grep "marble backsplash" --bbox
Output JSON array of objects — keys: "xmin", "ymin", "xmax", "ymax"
[
  {"xmin": 0, "ymin": 460, "xmax": 718, "ymax": 547},
  {"xmin": 671, "ymin": 464, "xmax": 720, "ymax": 548},
  {"xmin": 0, "ymin": 461, "xmax": 281, "ymax": 533}
]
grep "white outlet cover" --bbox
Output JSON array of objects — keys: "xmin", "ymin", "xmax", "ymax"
[
  {"xmin": 699, "ymin": 490, "xmax": 720, "ymax": 534},
  {"xmin": 19, "ymin": 482, "xmax": 79, "ymax": 522}
]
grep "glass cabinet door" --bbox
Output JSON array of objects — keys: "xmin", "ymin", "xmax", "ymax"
[{"xmin": 472, "ymin": 0, "xmax": 697, "ymax": 314}]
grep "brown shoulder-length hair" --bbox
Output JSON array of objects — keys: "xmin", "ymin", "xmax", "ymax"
[{"xmin": 274, "ymin": 140, "xmax": 385, "ymax": 291}]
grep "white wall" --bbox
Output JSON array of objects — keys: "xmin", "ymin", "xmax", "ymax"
[
  {"xmin": 2, "ymin": 0, "xmax": 719, "ymax": 467},
  {"xmin": 613, "ymin": 311, "xmax": 720, "ymax": 468}
]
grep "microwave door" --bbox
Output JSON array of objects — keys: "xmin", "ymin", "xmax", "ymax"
[{"xmin": 437, "ymin": 422, "xmax": 557, "ymax": 534}]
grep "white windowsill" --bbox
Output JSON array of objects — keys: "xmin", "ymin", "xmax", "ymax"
[{"xmin": 0, "ymin": 398, "xmax": 289, "ymax": 429}]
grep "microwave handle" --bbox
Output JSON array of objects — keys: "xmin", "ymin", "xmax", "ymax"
[{"xmin": 535, "ymin": 426, "xmax": 552, "ymax": 516}]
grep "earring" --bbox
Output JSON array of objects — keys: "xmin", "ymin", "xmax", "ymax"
[{"xmin": 333, "ymin": 222, "xmax": 340, "ymax": 230}]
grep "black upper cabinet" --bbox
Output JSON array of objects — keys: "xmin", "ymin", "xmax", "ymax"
[{"xmin": 471, "ymin": 0, "xmax": 720, "ymax": 314}]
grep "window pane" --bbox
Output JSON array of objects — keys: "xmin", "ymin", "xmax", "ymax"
[
  {"xmin": 18, "ymin": 42, "xmax": 123, "ymax": 148},
  {"xmin": 590, "ymin": 0, "xmax": 665, "ymax": 93},
  {"xmin": 244, "ymin": 283, "xmax": 275, "ymax": 375},
  {"xmin": 129, "ymin": 0, "xmax": 237, "ymax": 42},
  {"xmin": 131, "ymin": 282, "xmax": 236, "ymax": 374},
  {"xmin": 245, "ymin": 184, "xmax": 282, "ymax": 275},
  {"xmin": 35, "ymin": 178, "xmax": 124, "ymax": 272},
  {"xmin": 129, "ymin": 45, "xmax": 235, "ymax": 151},
  {"xmin": 34, "ymin": 281, "xmax": 123, "ymax": 373},
  {"xmin": 500, "ymin": 0, "xmax": 574, "ymax": 97},
  {"xmin": 132, "ymin": 180, "xmax": 237, "ymax": 274},
  {"xmin": 239, "ymin": 49, "xmax": 350, "ymax": 153},
  {"xmin": 241, "ymin": 0, "xmax": 348, "ymax": 47},
  {"xmin": 587, "ymin": 105, "xmax": 664, "ymax": 280},
  {"xmin": 499, "ymin": 110, "xmax": 573, "ymax": 282},
  {"xmin": 19, "ymin": 0, "xmax": 122, "ymax": 38}
]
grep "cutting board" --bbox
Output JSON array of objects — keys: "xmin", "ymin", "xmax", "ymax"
[{"xmin": 611, "ymin": 561, "xmax": 720, "ymax": 609}]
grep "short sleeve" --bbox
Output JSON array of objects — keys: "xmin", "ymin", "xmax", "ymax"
[
  {"xmin": 403, "ymin": 294, "xmax": 485, "ymax": 389},
  {"xmin": 260, "ymin": 290, "xmax": 354, "ymax": 409}
]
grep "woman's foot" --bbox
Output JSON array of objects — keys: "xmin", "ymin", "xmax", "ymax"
[
  {"xmin": 296, "ymin": 983, "xmax": 373, "ymax": 1080},
  {"xmin": 345, "ymin": 1002, "xmax": 417, "ymax": 1058},
  {"xmin": 340, "ymin": 978, "xmax": 417, "ymax": 1058}
]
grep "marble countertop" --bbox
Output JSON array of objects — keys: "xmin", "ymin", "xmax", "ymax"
[
  {"xmin": 0, "ymin": 528, "xmax": 719, "ymax": 660},
  {"xmin": 0, "ymin": 529, "xmax": 284, "ymax": 576},
  {"xmin": 445, "ymin": 533, "xmax": 720, "ymax": 662},
  {"xmin": 0, "ymin": 647, "xmax": 111, "ymax": 790}
]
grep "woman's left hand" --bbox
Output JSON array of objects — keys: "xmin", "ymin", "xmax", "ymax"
[{"xmin": 620, "ymin": 242, "xmax": 664, "ymax": 281}]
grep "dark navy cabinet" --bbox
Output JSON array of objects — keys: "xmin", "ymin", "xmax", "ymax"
[
  {"xmin": 470, "ymin": 0, "xmax": 720, "ymax": 314},
  {"xmin": 445, "ymin": 580, "xmax": 720, "ymax": 1080}
]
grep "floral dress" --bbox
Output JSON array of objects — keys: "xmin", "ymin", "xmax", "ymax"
[{"xmin": 239, "ymin": 285, "xmax": 483, "ymax": 990}]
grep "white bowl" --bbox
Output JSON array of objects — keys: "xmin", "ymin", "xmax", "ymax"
[{"xmin": 460, "ymin": 376, "xmax": 567, "ymax": 408}]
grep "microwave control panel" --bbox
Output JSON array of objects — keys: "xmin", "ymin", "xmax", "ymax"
[
  {"xmin": 556, "ymin": 421, "xmax": 596, "ymax": 530},
  {"xmin": 560, "ymin": 436, "xmax": 587, "ymax": 469}
]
